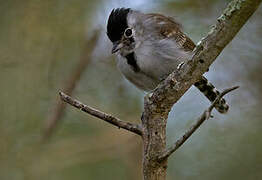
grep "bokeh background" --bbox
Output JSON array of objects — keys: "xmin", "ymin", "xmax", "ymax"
[{"xmin": 0, "ymin": 0, "xmax": 261, "ymax": 179}]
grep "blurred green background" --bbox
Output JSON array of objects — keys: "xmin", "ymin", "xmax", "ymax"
[{"xmin": 0, "ymin": 0, "xmax": 261, "ymax": 179}]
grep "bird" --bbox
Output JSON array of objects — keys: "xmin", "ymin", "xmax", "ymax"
[{"xmin": 106, "ymin": 8, "xmax": 229, "ymax": 113}]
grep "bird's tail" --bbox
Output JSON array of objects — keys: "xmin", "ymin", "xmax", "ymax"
[{"xmin": 194, "ymin": 76, "xmax": 229, "ymax": 113}]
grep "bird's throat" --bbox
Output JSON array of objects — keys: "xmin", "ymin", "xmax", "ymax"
[{"xmin": 125, "ymin": 52, "xmax": 140, "ymax": 72}]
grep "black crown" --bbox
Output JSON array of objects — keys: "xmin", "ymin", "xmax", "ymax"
[{"xmin": 107, "ymin": 8, "xmax": 131, "ymax": 43}]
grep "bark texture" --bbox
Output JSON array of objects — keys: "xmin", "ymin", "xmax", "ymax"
[{"xmin": 141, "ymin": 0, "xmax": 261, "ymax": 179}]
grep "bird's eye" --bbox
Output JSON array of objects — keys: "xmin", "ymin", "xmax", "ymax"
[{"xmin": 124, "ymin": 28, "xmax": 133, "ymax": 38}]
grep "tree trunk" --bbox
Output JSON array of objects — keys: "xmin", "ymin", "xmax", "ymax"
[{"xmin": 142, "ymin": 96, "xmax": 169, "ymax": 180}]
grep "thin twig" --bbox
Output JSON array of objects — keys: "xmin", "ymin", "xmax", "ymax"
[
  {"xmin": 59, "ymin": 92, "xmax": 143, "ymax": 136},
  {"xmin": 158, "ymin": 86, "xmax": 239, "ymax": 161}
]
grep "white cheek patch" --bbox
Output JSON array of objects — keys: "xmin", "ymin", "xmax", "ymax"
[
  {"xmin": 127, "ymin": 11, "xmax": 138, "ymax": 28},
  {"xmin": 127, "ymin": 11, "xmax": 144, "ymax": 38}
]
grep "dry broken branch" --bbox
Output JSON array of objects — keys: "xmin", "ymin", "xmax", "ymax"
[{"xmin": 59, "ymin": 92, "xmax": 143, "ymax": 136}]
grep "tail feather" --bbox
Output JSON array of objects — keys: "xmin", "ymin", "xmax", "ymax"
[{"xmin": 194, "ymin": 76, "xmax": 229, "ymax": 113}]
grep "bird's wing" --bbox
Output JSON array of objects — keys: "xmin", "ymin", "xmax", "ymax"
[{"xmin": 145, "ymin": 13, "xmax": 196, "ymax": 52}]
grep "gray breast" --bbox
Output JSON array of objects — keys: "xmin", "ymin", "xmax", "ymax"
[{"xmin": 116, "ymin": 53, "xmax": 159, "ymax": 91}]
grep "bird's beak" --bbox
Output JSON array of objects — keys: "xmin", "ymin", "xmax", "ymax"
[{"xmin": 112, "ymin": 41, "xmax": 123, "ymax": 54}]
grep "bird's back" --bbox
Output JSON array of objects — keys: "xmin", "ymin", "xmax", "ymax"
[{"xmin": 127, "ymin": 11, "xmax": 194, "ymax": 82}]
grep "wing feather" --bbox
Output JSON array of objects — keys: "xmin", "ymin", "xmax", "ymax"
[{"xmin": 145, "ymin": 13, "xmax": 196, "ymax": 51}]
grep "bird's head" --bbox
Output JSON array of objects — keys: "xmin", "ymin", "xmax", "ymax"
[{"xmin": 107, "ymin": 8, "xmax": 136, "ymax": 56}]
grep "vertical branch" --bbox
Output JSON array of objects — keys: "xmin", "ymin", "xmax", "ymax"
[{"xmin": 142, "ymin": 95, "xmax": 169, "ymax": 180}]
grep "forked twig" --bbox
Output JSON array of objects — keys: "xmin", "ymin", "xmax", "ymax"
[{"xmin": 158, "ymin": 86, "xmax": 239, "ymax": 161}]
